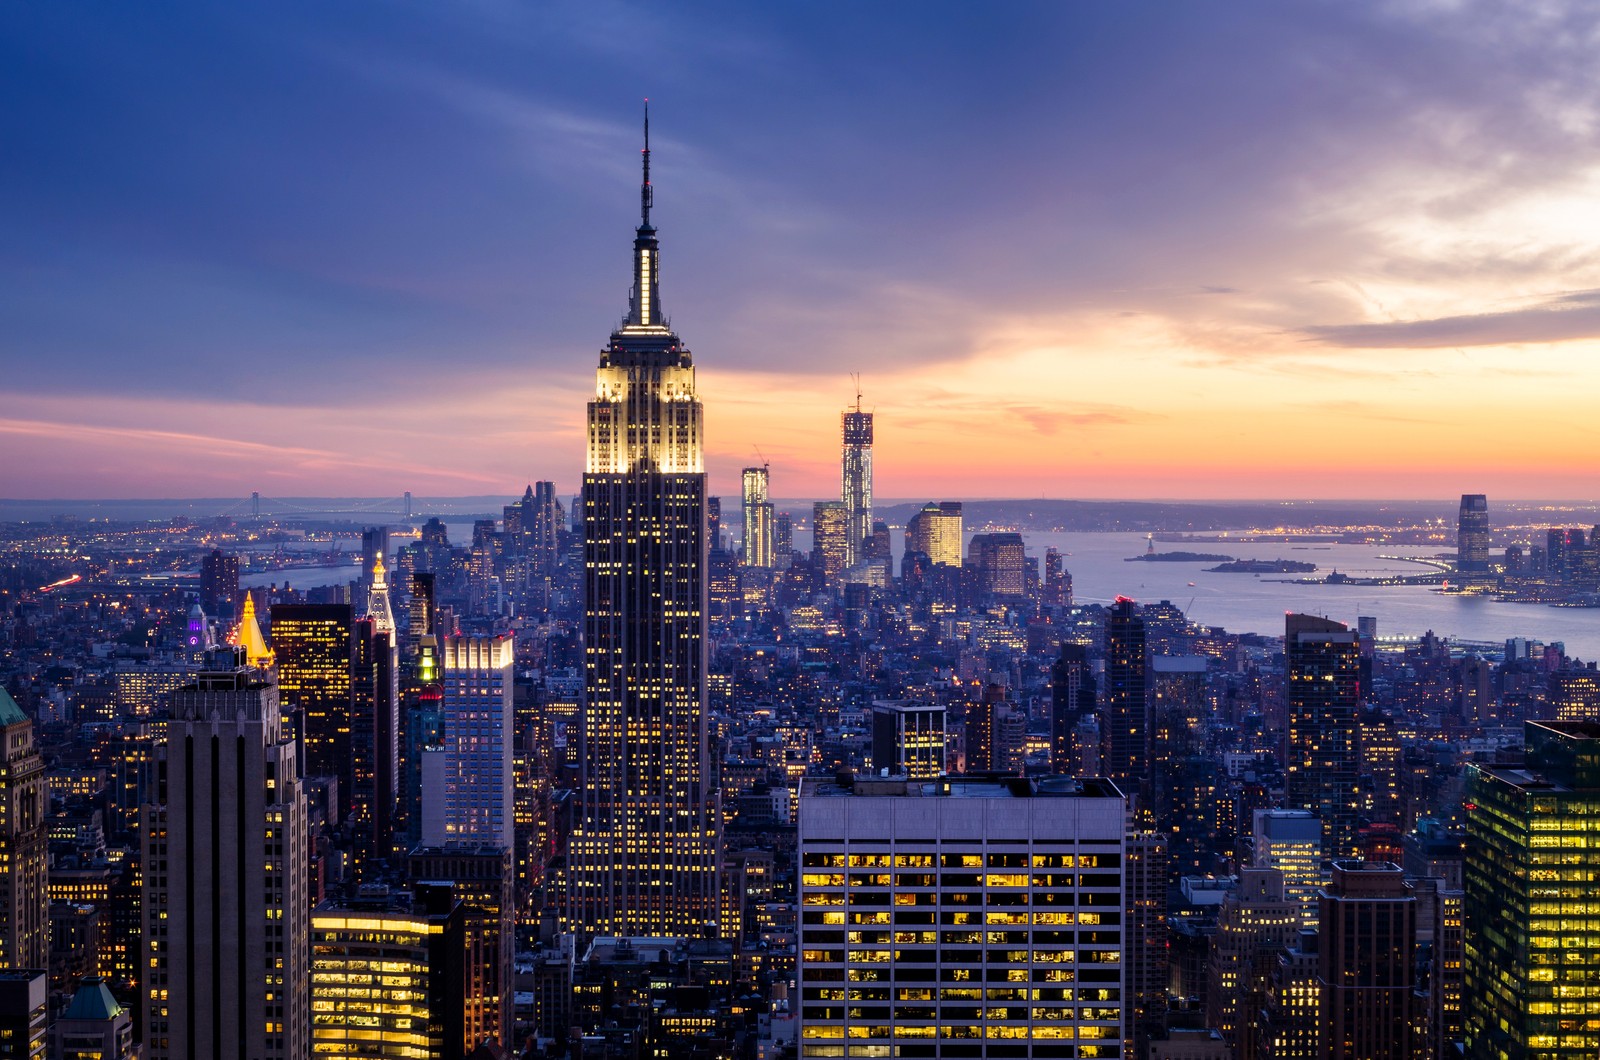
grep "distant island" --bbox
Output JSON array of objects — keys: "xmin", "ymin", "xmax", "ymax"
[
  {"xmin": 1124, "ymin": 551, "xmax": 1234, "ymax": 563},
  {"xmin": 1205, "ymin": 558, "xmax": 1318, "ymax": 574}
]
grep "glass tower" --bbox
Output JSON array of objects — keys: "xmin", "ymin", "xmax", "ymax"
[
  {"xmin": 1464, "ymin": 720, "xmax": 1600, "ymax": 1059},
  {"xmin": 841, "ymin": 397, "xmax": 873, "ymax": 567},
  {"xmin": 567, "ymin": 112, "xmax": 719, "ymax": 938},
  {"xmin": 1284, "ymin": 614, "xmax": 1362, "ymax": 861}
]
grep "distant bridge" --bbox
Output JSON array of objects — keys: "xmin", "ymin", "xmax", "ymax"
[{"xmin": 216, "ymin": 491, "xmax": 417, "ymax": 520}]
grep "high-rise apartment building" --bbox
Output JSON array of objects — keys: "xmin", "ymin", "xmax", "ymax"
[
  {"xmin": 1457, "ymin": 494, "xmax": 1489, "ymax": 573},
  {"xmin": 142, "ymin": 650, "xmax": 308, "ymax": 1060},
  {"xmin": 797, "ymin": 774, "xmax": 1127, "ymax": 1058},
  {"xmin": 904, "ymin": 501, "xmax": 963, "ymax": 568},
  {"xmin": 1317, "ymin": 860, "xmax": 1415, "ymax": 1060},
  {"xmin": 970, "ymin": 531, "xmax": 1027, "ymax": 598},
  {"xmin": 421, "ymin": 635, "xmax": 513, "ymax": 848},
  {"xmin": 1548, "ymin": 664, "xmax": 1600, "ymax": 722},
  {"xmin": 1464, "ymin": 720, "xmax": 1600, "ymax": 1059},
  {"xmin": 841, "ymin": 395, "xmax": 873, "ymax": 567},
  {"xmin": 1284, "ymin": 614, "xmax": 1362, "ymax": 860},
  {"xmin": 270, "ymin": 602, "xmax": 354, "ymax": 804},
  {"xmin": 198, "ymin": 549, "xmax": 239, "ymax": 617},
  {"xmin": 741, "ymin": 465, "xmax": 776, "ymax": 568},
  {"xmin": 0, "ymin": 690, "xmax": 47, "ymax": 972},
  {"xmin": 1103, "ymin": 598, "xmax": 1150, "ymax": 820},
  {"xmin": 811, "ymin": 501, "xmax": 850, "ymax": 585},
  {"xmin": 567, "ymin": 117, "xmax": 719, "ymax": 938}
]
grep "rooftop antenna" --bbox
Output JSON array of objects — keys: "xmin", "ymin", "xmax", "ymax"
[
  {"xmin": 641, "ymin": 99, "xmax": 652, "ymax": 228},
  {"xmin": 851, "ymin": 372, "xmax": 862, "ymax": 412}
]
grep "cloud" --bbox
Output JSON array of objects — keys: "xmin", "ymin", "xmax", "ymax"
[{"xmin": 1301, "ymin": 289, "xmax": 1600, "ymax": 348}]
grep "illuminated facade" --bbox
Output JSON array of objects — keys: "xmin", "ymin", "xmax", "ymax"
[
  {"xmin": 1254, "ymin": 809, "xmax": 1324, "ymax": 927},
  {"xmin": 0, "ymin": 688, "xmax": 47, "ymax": 972},
  {"xmin": 904, "ymin": 501, "xmax": 963, "ymax": 568},
  {"xmin": 811, "ymin": 501, "xmax": 849, "ymax": 584},
  {"xmin": 142, "ymin": 651, "xmax": 308, "ymax": 1060},
  {"xmin": 409, "ymin": 845, "xmax": 514, "ymax": 1051},
  {"xmin": 841, "ymin": 397, "xmax": 873, "ymax": 567},
  {"xmin": 270, "ymin": 603, "xmax": 354, "ymax": 802},
  {"xmin": 1464, "ymin": 721, "xmax": 1600, "ymax": 1059},
  {"xmin": 1206, "ymin": 868, "xmax": 1301, "ymax": 1055},
  {"xmin": 797, "ymin": 775, "xmax": 1127, "ymax": 1058},
  {"xmin": 310, "ymin": 887, "xmax": 466, "ymax": 1060},
  {"xmin": 869, "ymin": 702, "xmax": 946, "ymax": 779},
  {"xmin": 741, "ymin": 465, "xmax": 776, "ymax": 569},
  {"xmin": 568, "ymin": 114, "xmax": 719, "ymax": 939},
  {"xmin": 1284, "ymin": 614, "xmax": 1362, "ymax": 861},
  {"xmin": 422, "ymin": 636, "xmax": 513, "ymax": 848}
]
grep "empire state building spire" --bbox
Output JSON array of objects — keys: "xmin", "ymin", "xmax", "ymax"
[
  {"xmin": 626, "ymin": 102, "xmax": 663, "ymax": 329},
  {"xmin": 570, "ymin": 113, "xmax": 719, "ymax": 938}
]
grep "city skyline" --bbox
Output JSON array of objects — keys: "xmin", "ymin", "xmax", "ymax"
[{"xmin": 6, "ymin": 3, "xmax": 1600, "ymax": 499}]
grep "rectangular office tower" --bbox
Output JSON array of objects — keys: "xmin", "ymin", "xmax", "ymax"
[
  {"xmin": 742, "ymin": 465, "xmax": 777, "ymax": 569},
  {"xmin": 420, "ymin": 635, "xmax": 514, "ymax": 848},
  {"xmin": 142, "ymin": 650, "xmax": 308, "ymax": 1060},
  {"xmin": 797, "ymin": 775, "xmax": 1127, "ymax": 1059},
  {"xmin": 1317, "ymin": 860, "xmax": 1415, "ymax": 1060},
  {"xmin": 270, "ymin": 602, "xmax": 354, "ymax": 805},
  {"xmin": 1464, "ymin": 721, "xmax": 1600, "ymax": 1059},
  {"xmin": 870, "ymin": 702, "xmax": 947, "ymax": 779},
  {"xmin": 1284, "ymin": 615, "xmax": 1362, "ymax": 861},
  {"xmin": 1457, "ymin": 494, "xmax": 1489, "ymax": 573},
  {"xmin": 567, "ymin": 123, "xmax": 719, "ymax": 938}
]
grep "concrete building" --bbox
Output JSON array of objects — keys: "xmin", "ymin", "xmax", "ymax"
[
  {"xmin": 0, "ymin": 689, "xmax": 47, "ymax": 973},
  {"xmin": 798, "ymin": 774, "xmax": 1127, "ymax": 1058},
  {"xmin": 1317, "ymin": 860, "xmax": 1415, "ymax": 1060}
]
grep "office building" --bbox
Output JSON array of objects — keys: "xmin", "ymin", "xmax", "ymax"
[
  {"xmin": 904, "ymin": 501, "xmax": 963, "ymax": 568},
  {"xmin": 1103, "ymin": 598, "xmax": 1150, "ymax": 820},
  {"xmin": 1205, "ymin": 868, "xmax": 1302, "ymax": 1055},
  {"xmin": 310, "ymin": 885, "xmax": 467, "ymax": 1060},
  {"xmin": 1051, "ymin": 641, "xmax": 1097, "ymax": 775},
  {"xmin": 1464, "ymin": 720, "xmax": 1600, "ymax": 1058},
  {"xmin": 1548, "ymin": 663, "xmax": 1600, "ymax": 722},
  {"xmin": 1457, "ymin": 494, "xmax": 1489, "ymax": 573},
  {"xmin": 409, "ymin": 845, "xmax": 514, "ymax": 1051},
  {"xmin": 0, "ymin": 971, "xmax": 45, "ymax": 1060},
  {"xmin": 1126, "ymin": 831, "xmax": 1170, "ymax": 1057},
  {"xmin": 797, "ymin": 774, "xmax": 1127, "ymax": 1058},
  {"xmin": 1317, "ymin": 860, "xmax": 1415, "ymax": 1060},
  {"xmin": 0, "ymin": 690, "xmax": 47, "ymax": 973},
  {"xmin": 567, "ymin": 119, "xmax": 719, "ymax": 938},
  {"xmin": 421, "ymin": 635, "xmax": 513, "ymax": 848},
  {"xmin": 142, "ymin": 650, "xmax": 308, "ymax": 1060},
  {"xmin": 1284, "ymin": 614, "xmax": 1362, "ymax": 860},
  {"xmin": 811, "ymin": 501, "xmax": 850, "ymax": 584},
  {"xmin": 869, "ymin": 702, "xmax": 946, "ymax": 779},
  {"xmin": 270, "ymin": 602, "xmax": 355, "ymax": 805},
  {"xmin": 1043, "ymin": 547, "xmax": 1072, "ymax": 607},
  {"xmin": 1254, "ymin": 809, "xmax": 1323, "ymax": 926},
  {"xmin": 51, "ymin": 977, "xmax": 134, "ymax": 1060},
  {"xmin": 841, "ymin": 396, "xmax": 873, "ymax": 567},
  {"xmin": 741, "ymin": 465, "xmax": 776, "ymax": 568},
  {"xmin": 970, "ymin": 531, "xmax": 1027, "ymax": 598}
]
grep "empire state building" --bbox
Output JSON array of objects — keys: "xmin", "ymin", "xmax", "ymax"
[{"xmin": 567, "ymin": 114, "xmax": 719, "ymax": 937}]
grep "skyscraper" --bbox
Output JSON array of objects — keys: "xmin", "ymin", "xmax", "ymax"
[
  {"xmin": 841, "ymin": 390, "xmax": 873, "ymax": 566},
  {"xmin": 198, "ymin": 549, "xmax": 239, "ymax": 618},
  {"xmin": 270, "ymin": 602, "xmax": 354, "ymax": 804},
  {"xmin": 1051, "ymin": 641, "xmax": 1097, "ymax": 774},
  {"xmin": 1103, "ymin": 597, "xmax": 1151, "ymax": 820},
  {"xmin": 1464, "ymin": 720, "xmax": 1600, "ymax": 1059},
  {"xmin": 1284, "ymin": 614, "xmax": 1362, "ymax": 860},
  {"xmin": 811, "ymin": 500, "xmax": 849, "ymax": 584},
  {"xmin": 741, "ymin": 465, "xmax": 776, "ymax": 569},
  {"xmin": 1457, "ymin": 493, "xmax": 1489, "ymax": 573},
  {"xmin": 421, "ymin": 635, "xmax": 513, "ymax": 848},
  {"xmin": 350, "ymin": 555, "xmax": 399, "ymax": 874},
  {"xmin": 0, "ymin": 689, "xmax": 47, "ymax": 972},
  {"xmin": 904, "ymin": 501, "xmax": 963, "ymax": 567},
  {"xmin": 567, "ymin": 113, "xmax": 719, "ymax": 938},
  {"xmin": 142, "ymin": 650, "xmax": 308, "ymax": 1060},
  {"xmin": 1317, "ymin": 860, "xmax": 1415, "ymax": 1060}
]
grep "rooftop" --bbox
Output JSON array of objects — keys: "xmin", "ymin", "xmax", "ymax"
[{"xmin": 802, "ymin": 774, "xmax": 1123, "ymax": 800}]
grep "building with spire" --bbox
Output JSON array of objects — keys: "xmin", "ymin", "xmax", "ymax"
[
  {"xmin": 841, "ymin": 386, "xmax": 873, "ymax": 567},
  {"xmin": 352, "ymin": 555, "xmax": 400, "ymax": 874},
  {"xmin": 0, "ymin": 688, "xmax": 47, "ymax": 972},
  {"xmin": 566, "ymin": 109, "xmax": 720, "ymax": 938}
]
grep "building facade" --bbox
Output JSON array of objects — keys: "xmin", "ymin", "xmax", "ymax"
[
  {"xmin": 797, "ymin": 774, "xmax": 1127, "ymax": 1059},
  {"xmin": 567, "ymin": 119, "xmax": 720, "ymax": 939},
  {"xmin": 0, "ymin": 689, "xmax": 47, "ymax": 973},
  {"xmin": 1284, "ymin": 614, "xmax": 1362, "ymax": 861},
  {"xmin": 841, "ymin": 400, "xmax": 873, "ymax": 568}
]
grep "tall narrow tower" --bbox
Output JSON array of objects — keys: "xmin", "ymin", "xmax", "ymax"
[
  {"xmin": 1285, "ymin": 614, "xmax": 1362, "ymax": 860},
  {"xmin": 0, "ymin": 689, "xmax": 47, "ymax": 972},
  {"xmin": 841, "ymin": 384, "xmax": 873, "ymax": 567},
  {"xmin": 568, "ymin": 109, "xmax": 719, "ymax": 938}
]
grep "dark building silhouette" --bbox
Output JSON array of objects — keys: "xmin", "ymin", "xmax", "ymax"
[
  {"xmin": 198, "ymin": 549, "xmax": 239, "ymax": 617},
  {"xmin": 1103, "ymin": 598, "xmax": 1151, "ymax": 819},
  {"xmin": 270, "ymin": 603, "xmax": 355, "ymax": 811},
  {"xmin": 1051, "ymin": 641, "xmax": 1097, "ymax": 774},
  {"xmin": 1285, "ymin": 614, "xmax": 1362, "ymax": 860},
  {"xmin": 970, "ymin": 531, "xmax": 1027, "ymax": 598},
  {"xmin": 1457, "ymin": 494, "xmax": 1489, "ymax": 573},
  {"xmin": 1317, "ymin": 860, "xmax": 1416, "ymax": 1060}
]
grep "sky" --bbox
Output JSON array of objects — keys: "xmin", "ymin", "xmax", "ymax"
[{"xmin": 3, "ymin": 1, "xmax": 1599, "ymax": 502}]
